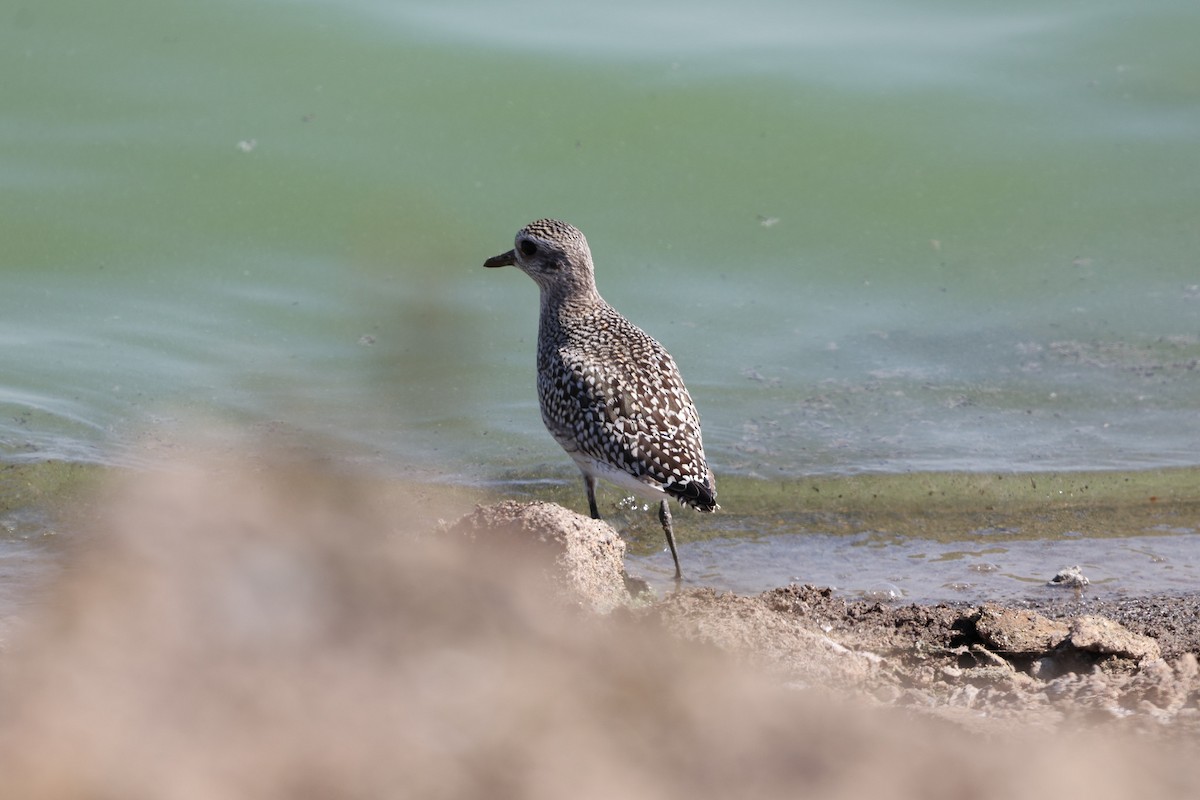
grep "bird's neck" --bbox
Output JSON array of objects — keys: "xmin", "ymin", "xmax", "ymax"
[
  {"xmin": 537, "ymin": 281, "xmax": 605, "ymax": 318},
  {"xmin": 536, "ymin": 284, "xmax": 610, "ymax": 351}
]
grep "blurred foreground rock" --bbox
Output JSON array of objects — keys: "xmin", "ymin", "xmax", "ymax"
[
  {"xmin": 444, "ymin": 500, "xmax": 630, "ymax": 613},
  {"xmin": 0, "ymin": 457, "xmax": 1197, "ymax": 799}
]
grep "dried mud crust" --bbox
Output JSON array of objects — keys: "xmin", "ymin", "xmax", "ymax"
[
  {"xmin": 639, "ymin": 585, "xmax": 1200, "ymax": 733},
  {"xmin": 1018, "ymin": 595, "xmax": 1200, "ymax": 661}
]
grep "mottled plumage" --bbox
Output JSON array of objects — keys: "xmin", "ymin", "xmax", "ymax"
[{"xmin": 484, "ymin": 218, "xmax": 717, "ymax": 579}]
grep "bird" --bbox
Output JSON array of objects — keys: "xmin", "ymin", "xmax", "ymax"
[{"xmin": 484, "ymin": 218, "xmax": 717, "ymax": 580}]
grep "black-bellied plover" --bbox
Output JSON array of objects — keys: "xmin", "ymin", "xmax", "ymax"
[{"xmin": 484, "ymin": 218, "xmax": 717, "ymax": 580}]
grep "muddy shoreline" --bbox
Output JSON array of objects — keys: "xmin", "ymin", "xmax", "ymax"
[
  {"xmin": 644, "ymin": 586, "xmax": 1200, "ymax": 733},
  {"xmin": 2, "ymin": 460, "xmax": 1198, "ymax": 796},
  {"xmin": 455, "ymin": 500, "xmax": 1200, "ymax": 735}
]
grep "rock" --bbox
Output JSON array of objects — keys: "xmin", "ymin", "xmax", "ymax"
[
  {"xmin": 975, "ymin": 605, "xmax": 1070, "ymax": 656},
  {"xmin": 445, "ymin": 501, "xmax": 630, "ymax": 613},
  {"xmin": 1048, "ymin": 565, "xmax": 1089, "ymax": 589},
  {"xmin": 1066, "ymin": 615, "xmax": 1162, "ymax": 662}
]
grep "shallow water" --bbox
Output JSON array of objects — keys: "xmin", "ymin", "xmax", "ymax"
[
  {"xmin": 3, "ymin": 0, "xmax": 1199, "ymax": 600},
  {"xmin": 632, "ymin": 531, "xmax": 1200, "ymax": 605}
]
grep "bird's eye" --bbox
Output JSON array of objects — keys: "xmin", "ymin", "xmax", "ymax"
[{"xmin": 518, "ymin": 240, "xmax": 538, "ymax": 258}]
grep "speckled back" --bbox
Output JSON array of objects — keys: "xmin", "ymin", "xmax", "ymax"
[{"xmin": 536, "ymin": 298, "xmax": 717, "ymax": 510}]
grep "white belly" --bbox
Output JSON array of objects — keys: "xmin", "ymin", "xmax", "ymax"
[{"xmin": 568, "ymin": 451, "xmax": 666, "ymax": 503}]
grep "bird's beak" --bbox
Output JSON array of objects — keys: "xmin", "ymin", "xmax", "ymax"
[{"xmin": 483, "ymin": 250, "xmax": 516, "ymax": 268}]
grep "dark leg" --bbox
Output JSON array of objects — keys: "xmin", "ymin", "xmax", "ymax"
[
  {"xmin": 583, "ymin": 474, "xmax": 600, "ymax": 519},
  {"xmin": 658, "ymin": 499, "xmax": 682, "ymax": 582}
]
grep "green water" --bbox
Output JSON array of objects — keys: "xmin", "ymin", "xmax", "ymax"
[{"xmin": 2, "ymin": 0, "xmax": 1198, "ymax": 598}]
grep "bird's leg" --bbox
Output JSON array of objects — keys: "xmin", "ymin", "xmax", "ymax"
[
  {"xmin": 658, "ymin": 499, "xmax": 682, "ymax": 582},
  {"xmin": 584, "ymin": 474, "xmax": 601, "ymax": 519}
]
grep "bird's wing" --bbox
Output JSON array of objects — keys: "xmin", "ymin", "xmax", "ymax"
[{"xmin": 570, "ymin": 349, "xmax": 717, "ymax": 511}]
